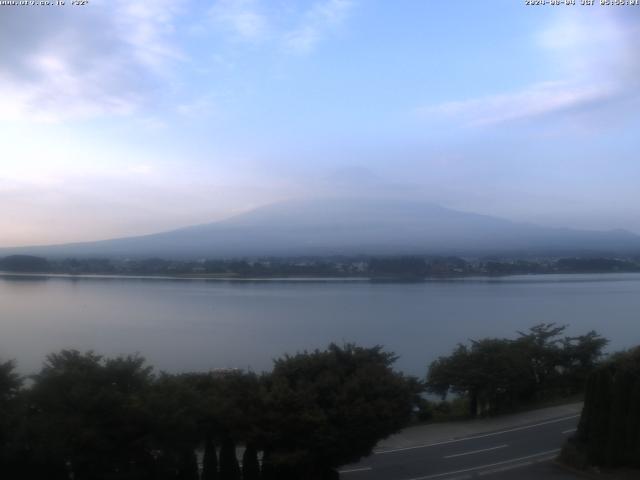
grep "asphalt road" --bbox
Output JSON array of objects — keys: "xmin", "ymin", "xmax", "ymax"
[{"xmin": 339, "ymin": 414, "xmax": 581, "ymax": 480}]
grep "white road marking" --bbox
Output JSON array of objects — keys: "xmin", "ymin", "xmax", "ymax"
[
  {"xmin": 444, "ymin": 444, "xmax": 508, "ymax": 459},
  {"xmin": 478, "ymin": 461, "xmax": 533, "ymax": 476},
  {"xmin": 403, "ymin": 449, "xmax": 561, "ymax": 480},
  {"xmin": 339, "ymin": 466, "xmax": 373, "ymax": 474},
  {"xmin": 562, "ymin": 428, "xmax": 577, "ymax": 434},
  {"xmin": 375, "ymin": 415, "xmax": 579, "ymax": 454}
]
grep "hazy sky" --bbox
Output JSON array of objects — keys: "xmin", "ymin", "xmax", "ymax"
[{"xmin": 1, "ymin": 1, "xmax": 639, "ymax": 247}]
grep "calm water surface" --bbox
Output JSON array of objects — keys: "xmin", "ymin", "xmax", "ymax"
[{"xmin": 1, "ymin": 273, "xmax": 639, "ymax": 376}]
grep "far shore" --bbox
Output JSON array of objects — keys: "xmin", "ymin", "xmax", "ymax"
[{"xmin": 2, "ymin": 271, "xmax": 640, "ymax": 283}]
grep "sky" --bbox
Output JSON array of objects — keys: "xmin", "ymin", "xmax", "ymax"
[{"xmin": 1, "ymin": 0, "xmax": 639, "ymax": 247}]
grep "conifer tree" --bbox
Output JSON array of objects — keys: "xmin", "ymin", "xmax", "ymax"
[
  {"xmin": 242, "ymin": 444, "xmax": 260, "ymax": 480},
  {"xmin": 589, "ymin": 368, "xmax": 613, "ymax": 464},
  {"xmin": 177, "ymin": 449, "xmax": 199, "ymax": 480},
  {"xmin": 572, "ymin": 347, "xmax": 640, "ymax": 468},
  {"xmin": 202, "ymin": 436, "xmax": 219, "ymax": 480},
  {"xmin": 260, "ymin": 450, "xmax": 275, "ymax": 480},
  {"xmin": 605, "ymin": 370, "xmax": 632, "ymax": 466},
  {"xmin": 219, "ymin": 437, "xmax": 241, "ymax": 480},
  {"xmin": 627, "ymin": 378, "xmax": 640, "ymax": 467}
]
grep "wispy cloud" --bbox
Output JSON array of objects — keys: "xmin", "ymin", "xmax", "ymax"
[
  {"xmin": 422, "ymin": 81, "xmax": 616, "ymax": 127},
  {"xmin": 176, "ymin": 94, "xmax": 218, "ymax": 118},
  {"xmin": 0, "ymin": 0, "xmax": 183, "ymax": 123},
  {"xmin": 420, "ymin": 10, "xmax": 639, "ymax": 127},
  {"xmin": 207, "ymin": 0, "xmax": 355, "ymax": 54},
  {"xmin": 283, "ymin": 0, "xmax": 354, "ymax": 54},
  {"xmin": 208, "ymin": 0, "xmax": 269, "ymax": 42}
]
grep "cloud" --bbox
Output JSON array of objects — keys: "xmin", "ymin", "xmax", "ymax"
[
  {"xmin": 283, "ymin": 0, "xmax": 354, "ymax": 54},
  {"xmin": 421, "ymin": 10, "xmax": 640, "ymax": 127},
  {"xmin": 0, "ymin": 168, "xmax": 296, "ymax": 247},
  {"xmin": 207, "ymin": 0, "xmax": 355, "ymax": 53},
  {"xmin": 535, "ymin": 10, "xmax": 635, "ymax": 82},
  {"xmin": 176, "ymin": 94, "xmax": 218, "ymax": 118},
  {"xmin": 423, "ymin": 81, "xmax": 616, "ymax": 127},
  {"xmin": 208, "ymin": 0, "xmax": 269, "ymax": 42},
  {"xmin": 0, "ymin": 0, "xmax": 183, "ymax": 123}
]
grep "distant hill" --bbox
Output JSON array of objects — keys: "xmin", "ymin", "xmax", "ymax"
[{"xmin": 2, "ymin": 197, "xmax": 640, "ymax": 259}]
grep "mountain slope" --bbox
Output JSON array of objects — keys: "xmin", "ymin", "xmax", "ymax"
[{"xmin": 3, "ymin": 197, "xmax": 640, "ymax": 258}]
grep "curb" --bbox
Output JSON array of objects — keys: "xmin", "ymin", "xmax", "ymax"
[{"xmin": 553, "ymin": 460, "xmax": 602, "ymax": 480}]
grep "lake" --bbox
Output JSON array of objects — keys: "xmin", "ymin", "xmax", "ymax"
[{"xmin": 1, "ymin": 273, "xmax": 639, "ymax": 376}]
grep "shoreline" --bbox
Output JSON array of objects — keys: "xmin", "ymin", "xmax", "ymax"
[{"xmin": 2, "ymin": 271, "xmax": 640, "ymax": 283}]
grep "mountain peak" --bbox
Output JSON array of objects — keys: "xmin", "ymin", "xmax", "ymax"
[{"xmin": 2, "ymin": 196, "xmax": 639, "ymax": 259}]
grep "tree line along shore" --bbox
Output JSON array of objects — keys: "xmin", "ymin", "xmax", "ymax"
[{"xmin": 2, "ymin": 254, "xmax": 640, "ymax": 279}]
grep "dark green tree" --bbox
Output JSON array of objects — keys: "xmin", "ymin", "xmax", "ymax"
[
  {"xmin": 427, "ymin": 344, "xmax": 477, "ymax": 414},
  {"xmin": 0, "ymin": 360, "xmax": 23, "ymax": 474},
  {"xmin": 145, "ymin": 373, "xmax": 202, "ymax": 478},
  {"xmin": 0, "ymin": 255, "xmax": 49, "ymax": 272},
  {"xmin": 206, "ymin": 371, "xmax": 263, "ymax": 444},
  {"xmin": 26, "ymin": 350, "xmax": 155, "ymax": 479},
  {"xmin": 368, "ymin": 257, "xmax": 427, "ymax": 278},
  {"xmin": 427, "ymin": 339, "xmax": 530, "ymax": 416},
  {"xmin": 560, "ymin": 331, "xmax": 608, "ymax": 393},
  {"xmin": 242, "ymin": 444, "xmax": 260, "ymax": 480},
  {"xmin": 0, "ymin": 360, "xmax": 21, "ymax": 400},
  {"xmin": 571, "ymin": 346, "xmax": 640, "ymax": 468},
  {"xmin": 177, "ymin": 449, "xmax": 199, "ymax": 480},
  {"xmin": 261, "ymin": 343, "xmax": 420, "ymax": 478},
  {"xmin": 428, "ymin": 325, "xmax": 608, "ymax": 417},
  {"xmin": 515, "ymin": 323, "xmax": 567, "ymax": 396},
  {"xmin": 260, "ymin": 449, "xmax": 276, "ymax": 480},
  {"xmin": 626, "ymin": 379, "xmax": 640, "ymax": 465},
  {"xmin": 219, "ymin": 437, "xmax": 241, "ymax": 480},
  {"xmin": 201, "ymin": 435, "xmax": 218, "ymax": 480}
]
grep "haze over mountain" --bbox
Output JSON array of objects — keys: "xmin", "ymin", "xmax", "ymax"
[
  {"xmin": 3, "ymin": 197, "xmax": 640, "ymax": 259},
  {"xmin": 3, "ymin": 5, "xmax": 640, "ymax": 248}
]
